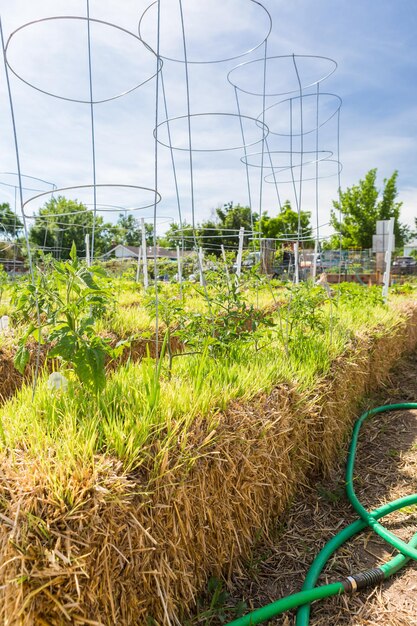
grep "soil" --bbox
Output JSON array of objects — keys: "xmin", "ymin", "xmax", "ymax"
[{"xmin": 192, "ymin": 349, "xmax": 417, "ymax": 626}]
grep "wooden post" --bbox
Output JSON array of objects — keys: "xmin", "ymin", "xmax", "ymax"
[
  {"xmin": 235, "ymin": 227, "xmax": 245, "ymax": 279},
  {"xmin": 312, "ymin": 239, "xmax": 318, "ymax": 281},
  {"xmin": 198, "ymin": 247, "xmax": 205, "ymax": 286},
  {"xmin": 85, "ymin": 234, "xmax": 91, "ymax": 266},
  {"xmin": 141, "ymin": 218, "xmax": 148, "ymax": 289},
  {"xmin": 260, "ymin": 238, "xmax": 276, "ymax": 274},
  {"xmin": 176, "ymin": 245, "xmax": 183, "ymax": 292},
  {"xmin": 135, "ymin": 246, "xmax": 142, "ymax": 283},
  {"xmin": 294, "ymin": 242, "xmax": 299, "ymax": 284}
]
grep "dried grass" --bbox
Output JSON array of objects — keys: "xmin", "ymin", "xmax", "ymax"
[{"xmin": 0, "ymin": 304, "xmax": 416, "ymax": 625}]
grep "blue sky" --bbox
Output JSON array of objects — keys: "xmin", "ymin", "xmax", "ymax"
[{"xmin": 0, "ymin": 0, "xmax": 416, "ymax": 243}]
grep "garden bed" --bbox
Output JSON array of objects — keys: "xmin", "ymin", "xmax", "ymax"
[{"xmin": 0, "ymin": 299, "xmax": 416, "ymax": 624}]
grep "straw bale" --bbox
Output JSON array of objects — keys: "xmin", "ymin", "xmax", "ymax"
[
  {"xmin": 0, "ymin": 341, "xmax": 49, "ymax": 406},
  {"xmin": 0, "ymin": 303, "xmax": 416, "ymax": 624}
]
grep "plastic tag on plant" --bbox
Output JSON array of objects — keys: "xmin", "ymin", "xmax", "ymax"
[
  {"xmin": 47, "ymin": 372, "xmax": 68, "ymax": 391},
  {"xmin": 0, "ymin": 315, "xmax": 9, "ymax": 331}
]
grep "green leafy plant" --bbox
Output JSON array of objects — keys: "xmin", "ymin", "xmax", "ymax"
[
  {"xmin": 284, "ymin": 283, "xmax": 329, "ymax": 337},
  {"xmin": 187, "ymin": 577, "xmax": 247, "ymax": 625},
  {"xmin": 144, "ymin": 292, "xmax": 185, "ymax": 378},
  {"xmin": 0, "ymin": 265, "xmax": 8, "ymax": 304},
  {"xmin": 14, "ymin": 243, "xmax": 123, "ymax": 391},
  {"xmin": 179, "ymin": 280, "xmax": 275, "ymax": 357}
]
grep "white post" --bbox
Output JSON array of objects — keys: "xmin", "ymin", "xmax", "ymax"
[
  {"xmin": 312, "ymin": 239, "xmax": 318, "ymax": 281},
  {"xmin": 294, "ymin": 242, "xmax": 299, "ymax": 284},
  {"xmin": 141, "ymin": 218, "xmax": 149, "ymax": 289},
  {"xmin": 235, "ymin": 226, "xmax": 245, "ymax": 280},
  {"xmin": 85, "ymin": 233, "xmax": 91, "ymax": 266},
  {"xmin": 176, "ymin": 245, "xmax": 183, "ymax": 290},
  {"xmin": 135, "ymin": 245, "xmax": 142, "ymax": 283},
  {"xmin": 198, "ymin": 247, "xmax": 205, "ymax": 286},
  {"xmin": 221, "ymin": 244, "xmax": 231, "ymax": 289},
  {"xmin": 382, "ymin": 217, "xmax": 395, "ymax": 302}
]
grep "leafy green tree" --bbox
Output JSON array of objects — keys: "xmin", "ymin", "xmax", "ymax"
[
  {"xmin": 0, "ymin": 202, "xmax": 23, "ymax": 239},
  {"xmin": 258, "ymin": 200, "xmax": 313, "ymax": 243},
  {"xmin": 330, "ymin": 169, "xmax": 410, "ymax": 249},
  {"xmin": 163, "ymin": 221, "xmax": 195, "ymax": 249},
  {"xmin": 216, "ymin": 202, "xmax": 258, "ymax": 248},
  {"xmin": 116, "ymin": 213, "xmax": 154, "ymax": 246},
  {"xmin": 197, "ymin": 219, "xmax": 223, "ymax": 256},
  {"xmin": 29, "ymin": 196, "xmax": 112, "ymax": 258}
]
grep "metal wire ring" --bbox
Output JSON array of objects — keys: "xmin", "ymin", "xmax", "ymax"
[
  {"xmin": 227, "ymin": 54, "xmax": 338, "ymax": 97},
  {"xmin": 5, "ymin": 16, "xmax": 161, "ymax": 104},
  {"xmin": 264, "ymin": 159, "xmax": 343, "ymax": 184},
  {"xmin": 258, "ymin": 92, "xmax": 342, "ymax": 137},
  {"xmin": 138, "ymin": 0, "xmax": 272, "ymax": 64},
  {"xmin": 240, "ymin": 149, "xmax": 334, "ymax": 169},
  {"xmin": 0, "ymin": 172, "xmax": 56, "ymax": 194},
  {"xmin": 22, "ymin": 184, "xmax": 162, "ymax": 217},
  {"xmin": 154, "ymin": 112, "xmax": 269, "ymax": 152}
]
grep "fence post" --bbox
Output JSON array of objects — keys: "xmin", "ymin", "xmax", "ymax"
[
  {"xmin": 141, "ymin": 218, "xmax": 148, "ymax": 289},
  {"xmin": 294, "ymin": 242, "xmax": 299, "ymax": 284}
]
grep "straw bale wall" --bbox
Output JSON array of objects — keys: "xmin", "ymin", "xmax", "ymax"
[{"xmin": 0, "ymin": 303, "xmax": 416, "ymax": 625}]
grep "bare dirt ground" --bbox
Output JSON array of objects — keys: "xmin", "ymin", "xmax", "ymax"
[{"xmin": 191, "ymin": 349, "xmax": 417, "ymax": 625}]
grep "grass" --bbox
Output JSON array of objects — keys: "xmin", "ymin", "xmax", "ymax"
[{"xmin": 0, "ymin": 284, "xmax": 406, "ymax": 476}]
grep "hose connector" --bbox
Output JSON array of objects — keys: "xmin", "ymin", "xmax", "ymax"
[{"xmin": 342, "ymin": 567, "xmax": 385, "ymax": 594}]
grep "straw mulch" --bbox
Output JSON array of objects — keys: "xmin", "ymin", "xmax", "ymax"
[
  {"xmin": 203, "ymin": 347, "xmax": 417, "ymax": 625},
  {"xmin": 0, "ymin": 304, "xmax": 417, "ymax": 625}
]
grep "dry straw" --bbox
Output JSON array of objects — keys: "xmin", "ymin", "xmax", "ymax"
[{"xmin": 0, "ymin": 304, "xmax": 416, "ymax": 625}]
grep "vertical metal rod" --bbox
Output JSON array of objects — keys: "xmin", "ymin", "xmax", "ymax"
[
  {"xmin": 258, "ymin": 40, "xmax": 268, "ymax": 229},
  {"xmin": 221, "ymin": 244, "xmax": 231, "ymax": 289},
  {"xmin": 0, "ymin": 17, "xmax": 41, "ymax": 397},
  {"xmin": 315, "ymin": 83, "xmax": 320, "ymax": 244},
  {"xmin": 86, "ymin": 0, "xmax": 97, "ymax": 261},
  {"xmin": 152, "ymin": 0, "xmax": 161, "ymax": 361}
]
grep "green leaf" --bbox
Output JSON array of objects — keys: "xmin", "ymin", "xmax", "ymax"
[
  {"xmin": 69, "ymin": 241, "xmax": 77, "ymax": 263},
  {"xmin": 14, "ymin": 343, "xmax": 30, "ymax": 374}
]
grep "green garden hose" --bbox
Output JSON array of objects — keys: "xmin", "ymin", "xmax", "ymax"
[{"xmin": 226, "ymin": 402, "xmax": 417, "ymax": 626}]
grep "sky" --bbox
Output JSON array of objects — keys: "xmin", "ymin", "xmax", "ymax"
[{"xmin": 0, "ymin": 0, "xmax": 416, "ymax": 247}]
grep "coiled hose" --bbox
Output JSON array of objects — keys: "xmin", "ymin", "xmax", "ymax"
[{"xmin": 226, "ymin": 402, "xmax": 417, "ymax": 626}]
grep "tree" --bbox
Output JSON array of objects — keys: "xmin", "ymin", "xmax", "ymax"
[
  {"xmin": 163, "ymin": 221, "xmax": 195, "ymax": 249},
  {"xmin": 197, "ymin": 219, "xmax": 222, "ymax": 256},
  {"xmin": 216, "ymin": 202, "xmax": 258, "ymax": 248},
  {"xmin": 258, "ymin": 200, "xmax": 313, "ymax": 243},
  {"xmin": 29, "ymin": 196, "xmax": 109, "ymax": 259},
  {"xmin": 116, "ymin": 213, "xmax": 154, "ymax": 247},
  {"xmin": 0, "ymin": 202, "xmax": 23, "ymax": 239},
  {"xmin": 330, "ymin": 169, "xmax": 410, "ymax": 249}
]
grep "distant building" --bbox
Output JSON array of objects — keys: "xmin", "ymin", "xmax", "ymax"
[{"xmin": 103, "ymin": 244, "xmax": 194, "ymax": 260}]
